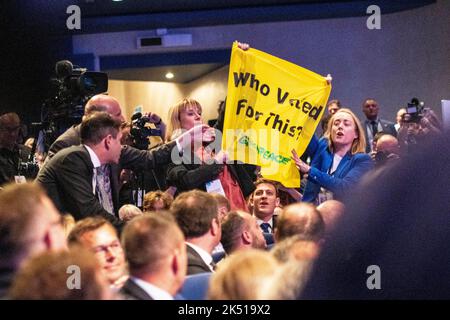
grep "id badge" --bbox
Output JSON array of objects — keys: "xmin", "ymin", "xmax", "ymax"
[
  {"xmin": 205, "ymin": 179, "xmax": 225, "ymax": 196},
  {"xmin": 14, "ymin": 175, "xmax": 27, "ymax": 184},
  {"xmin": 317, "ymin": 188, "xmax": 333, "ymax": 205}
]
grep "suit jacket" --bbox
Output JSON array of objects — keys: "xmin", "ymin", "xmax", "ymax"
[
  {"xmin": 302, "ymin": 136, "xmax": 374, "ymax": 203},
  {"xmin": 186, "ymin": 245, "xmax": 212, "ymax": 276},
  {"xmin": 37, "ymin": 142, "xmax": 175, "ymax": 225},
  {"xmin": 363, "ymin": 118, "xmax": 397, "ymax": 153},
  {"xmin": 119, "ymin": 278, "xmax": 154, "ymax": 300},
  {"xmin": 46, "ymin": 125, "xmax": 81, "ymax": 162}
]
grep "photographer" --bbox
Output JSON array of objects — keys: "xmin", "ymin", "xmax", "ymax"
[
  {"xmin": 397, "ymin": 100, "xmax": 442, "ymax": 154},
  {"xmin": 0, "ymin": 112, "xmax": 35, "ymax": 186}
]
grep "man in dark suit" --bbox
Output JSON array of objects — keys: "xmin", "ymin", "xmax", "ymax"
[
  {"xmin": 171, "ymin": 190, "xmax": 221, "ymax": 275},
  {"xmin": 120, "ymin": 214, "xmax": 187, "ymax": 300},
  {"xmin": 362, "ymin": 98, "xmax": 397, "ymax": 153}
]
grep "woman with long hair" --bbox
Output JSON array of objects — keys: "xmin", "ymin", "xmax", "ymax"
[{"xmin": 292, "ymin": 108, "xmax": 373, "ymax": 203}]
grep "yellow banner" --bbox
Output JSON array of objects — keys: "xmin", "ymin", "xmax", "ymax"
[{"xmin": 222, "ymin": 42, "xmax": 332, "ymax": 187}]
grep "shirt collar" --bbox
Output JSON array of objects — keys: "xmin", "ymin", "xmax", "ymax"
[
  {"xmin": 256, "ymin": 217, "xmax": 273, "ymax": 228},
  {"xmin": 130, "ymin": 276, "xmax": 174, "ymax": 300},
  {"xmin": 84, "ymin": 145, "xmax": 101, "ymax": 168},
  {"xmin": 186, "ymin": 242, "xmax": 213, "ymax": 269}
]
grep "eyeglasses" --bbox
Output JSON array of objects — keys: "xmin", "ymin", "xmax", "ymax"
[{"xmin": 93, "ymin": 241, "xmax": 123, "ymax": 255}]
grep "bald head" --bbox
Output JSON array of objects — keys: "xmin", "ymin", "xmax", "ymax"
[
  {"xmin": 275, "ymin": 203, "xmax": 325, "ymax": 242},
  {"xmin": 376, "ymin": 134, "xmax": 399, "ymax": 155},
  {"xmin": 316, "ymin": 200, "xmax": 345, "ymax": 235},
  {"xmin": 84, "ymin": 94, "xmax": 124, "ymax": 123}
]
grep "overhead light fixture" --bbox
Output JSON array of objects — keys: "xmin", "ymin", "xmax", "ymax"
[
  {"xmin": 112, "ymin": 0, "xmax": 123, "ymax": 2},
  {"xmin": 165, "ymin": 72, "xmax": 174, "ymax": 79}
]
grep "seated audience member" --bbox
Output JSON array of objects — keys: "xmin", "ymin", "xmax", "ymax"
[
  {"xmin": 221, "ymin": 210, "xmax": 267, "ymax": 256},
  {"xmin": 165, "ymin": 98, "xmax": 255, "ymax": 211},
  {"xmin": 292, "ymin": 108, "xmax": 373, "ymax": 204},
  {"xmin": 272, "ymin": 235, "xmax": 320, "ymax": 263},
  {"xmin": 274, "ymin": 203, "xmax": 325, "ymax": 243},
  {"xmin": 207, "ymin": 249, "xmax": 279, "ymax": 300},
  {"xmin": 316, "ymin": 200, "xmax": 345, "ymax": 237},
  {"xmin": 0, "ymin": 112, "xmax": 34, "ymax": 185},
  {"xmin": 373, "ymin": 134, "xmax": 401, "ymax": 167},
  {"xmin": 269, "ymin": 236, "xmax": 317, "ymax": 299},
  {"xmin": 211, "ymin": 193, "xmax": 231, "ymax": 222},
  {"xmin": 252, "ymin": 179, "xmax": 281, "ymax": 234},
  {"xmin": 301, "ymin": 132, "xmax": 450, "ymax": 299},
  {"xmin": 68, "ymin": 217, "xmax": 128, "ymax": 289},
  {"xmin": 120, "ymin": 214, "xmax": 187, "ymax": 300},
  {"xmin": 0, "ymin": 183, "xmax": 67, "ymax": 297},
  {"xmin": 8, "ymin": 246, "xmax": 112, "ymax": 300},
  {"xmin": 118, "ymin": 204, "xmax": 143, "ymax": 222},
  {"xmin": 143, "ymin": 190, "xmax": 173, "ymax": 212},
  {"xmin": 170, "ymin": 190, "xmax": 221, "ymax": 275}
]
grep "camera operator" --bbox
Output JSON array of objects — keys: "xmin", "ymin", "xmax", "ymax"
[
  {"xmin": 0, "ymin": 112, "xmax": 35, "ymax": 186},
  {"xmin": 397, "ymin": 100, "xmax": 442, "ymax": 154}
]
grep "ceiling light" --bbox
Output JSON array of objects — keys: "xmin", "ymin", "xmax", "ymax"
[{"xmin": 165, "ymin": 72, "xmax": 174, "ymax": 79}]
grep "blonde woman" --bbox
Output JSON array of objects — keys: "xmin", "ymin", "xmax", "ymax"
[
  {"xmin": 292, "ymin": 108, "xmax": 373, "ymax": 203},
  {"xmin": 165, "ymin": 98, "xmax": 255, "ymax": 211}
]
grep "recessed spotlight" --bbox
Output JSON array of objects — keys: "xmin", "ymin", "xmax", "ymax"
[{"xmin": 165, "ymin": 72, "xmax": 174, "ymax": 79}]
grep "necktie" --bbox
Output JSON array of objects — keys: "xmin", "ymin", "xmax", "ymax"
[
  {"xmin": 260, "ymin": 222, "xmax": 271, "ymax": 233},
  {"xmin": 371, "ymin": 120, "xmax": 379, "ymax": 136},
  {"xmin": 96, "ymin": 165, "xmax": 114, "ymax": 215}
]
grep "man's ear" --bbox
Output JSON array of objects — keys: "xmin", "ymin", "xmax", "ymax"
[
  {"xmin": 104, "ymin": 134, "xmax": 112, "ymax": 150},
  {"xmin": 242, "ymin": 229, "xmax": 252, "ymax": 245},
  {"xmin": 275, "ymin": 197, "xmax": 280, "ymax": 207},
  {"xmin": 211, "ymin": 217, "xmax": 220, "ymax": 237}
]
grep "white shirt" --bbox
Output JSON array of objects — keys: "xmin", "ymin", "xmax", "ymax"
[
  {"xmin": 186, "ymin": 242, "xmax": 214, "ymax": 272},
  {"xmin": 84, "ymin": 145, "xmax": 101, "ymax": 194},
  {"xmin": 329, "ymin": 154, "xmax": 343, "ymax": 175},
  {"xmin": 130, "ymin": 276, "xmax": 174, "ymax": 300},
  {"xmin": 256, "ymin": 217, "xmax": 274, "ymax": 233}
]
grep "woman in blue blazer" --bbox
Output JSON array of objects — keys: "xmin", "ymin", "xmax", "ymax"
[{"xmin": 292, "ymin": 108, "xmax": 373, "ymax": 203}]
